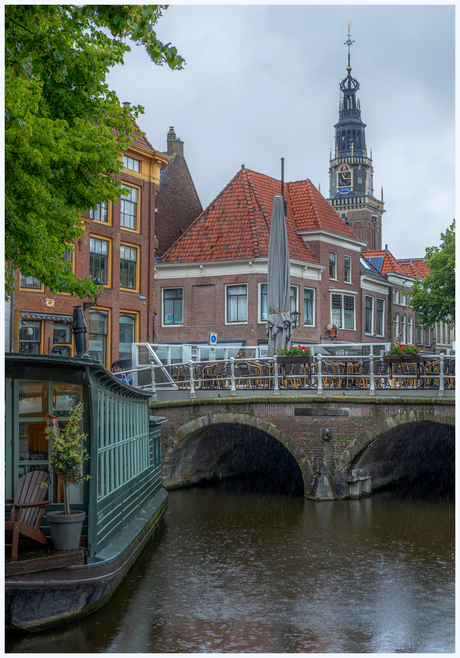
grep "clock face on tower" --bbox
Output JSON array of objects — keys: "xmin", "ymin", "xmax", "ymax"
[{"xmin": 337, "ymin": 165, "xmax": 352, "ymax": 193}]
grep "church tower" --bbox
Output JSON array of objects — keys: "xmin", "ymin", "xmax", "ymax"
[{"xmin": 328, "ymin": 24, "xmax": 384, "ymax": 251}]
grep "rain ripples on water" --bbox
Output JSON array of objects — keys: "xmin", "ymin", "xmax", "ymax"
[{"xmin": 6, "ymin": 484, "xmax": 454, "ymax": 653}]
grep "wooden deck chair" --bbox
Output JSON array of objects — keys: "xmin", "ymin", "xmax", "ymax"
[
  {"xmin": 5, "ymin": 470, "xmax": 52, "ymax": 558},
  {"xmin": 422, "ymin": 360, "xmax": 440, "ymax": 389}
]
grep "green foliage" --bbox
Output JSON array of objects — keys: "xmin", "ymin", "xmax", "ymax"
[
  {"xmin": 5, "ymin": 5, "xmax": 184, "ymax": 298},
  {"xmin": 44, "ymin": 402, "xmax": 90, "ymax": 515},
  {"xmin": 410, "ymin": 220, "xmax": 455, "ymax": 329},
  {"xmin": 276, "ymin": 345, "xmax": 311, "ymax": 356},
  {"xmin": 387, "ymin": 344, "xmax": 420, "ymax": 356}
]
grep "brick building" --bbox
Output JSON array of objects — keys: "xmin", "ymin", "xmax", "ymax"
[
  {"xmin": 8, "ymin": 123, "xmax": 169, "ymax": 368},
  {"xmin": 154, "ymin": 166, "xmax": 375, "ymax": 349},
  {"xmin": 155, "ymin": 127, "xmax": 202, "ymax": 256}
]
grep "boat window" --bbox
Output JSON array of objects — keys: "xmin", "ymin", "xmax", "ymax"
[{"xmin": 18, "ymin": 382, "xmax": 48, "ymax": 418}]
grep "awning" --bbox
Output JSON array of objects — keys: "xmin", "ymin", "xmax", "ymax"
[{"xmin": 20, "ymin": 312, "xmax": 73, "ymax": 323}]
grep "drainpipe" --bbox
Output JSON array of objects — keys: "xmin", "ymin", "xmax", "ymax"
[{"xmin": 10, "ymin": 261, "xmax": 15, "ymax": 352}]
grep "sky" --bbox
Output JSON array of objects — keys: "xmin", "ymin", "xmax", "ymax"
[{"xmin": 106, "ymin": 3, "xmax": 455, "ymax": 259}]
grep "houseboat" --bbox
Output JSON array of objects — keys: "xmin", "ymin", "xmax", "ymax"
[{"xmin": 5, "ymin": 352, "xmax": 167, "ymax": 631}]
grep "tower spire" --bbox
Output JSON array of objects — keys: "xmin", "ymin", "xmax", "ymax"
[{"xmin": 344, "ymin": 22, "xmax": 354, "ymax": 70}]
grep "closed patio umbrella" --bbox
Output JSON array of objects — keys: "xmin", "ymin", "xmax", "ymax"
[{"xmin": 266, "ymin": 195, "xmax": 292, "ymax": 356}]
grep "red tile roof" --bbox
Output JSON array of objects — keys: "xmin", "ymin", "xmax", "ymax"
[
  {"xmin": 398, "ymin": 258, "xmax": 430, "ymax": 279},
  {"xmin": 160, "ymin": 168, "xmax": 359, "ymax": 264},
  {"xmin": 362, "ymin": 249, "xmax": 408, "ymax": 276},
  {"xmin": 111, "ymin": 124, "xmax": 154, "ymax": 151}
]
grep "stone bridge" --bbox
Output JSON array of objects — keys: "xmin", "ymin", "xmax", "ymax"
[{"xmin": 151, "ymin": 394, "xmax": 455, "ymax": 500}]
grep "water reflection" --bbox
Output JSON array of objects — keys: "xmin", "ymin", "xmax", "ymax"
[{"xmin": 6, "ymin": 486, "xmax": 454, "ymax": 653}]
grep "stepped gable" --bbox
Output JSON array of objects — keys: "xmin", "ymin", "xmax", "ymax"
[
  {"xmin": 288, "ymin": 179, "xmax": 358, "ymax": 239},
  {"xmin": 398, "ymin": 258, "xmax": 430, "ymax": 279},
  {"xmin": 362, "ymin": 249, "xmax": 407, "ymax": 276},
  {"xmin": 160, "ymin": 168, "xmax": 318, "ymax": 265}
]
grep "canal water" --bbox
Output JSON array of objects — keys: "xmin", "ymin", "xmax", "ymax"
[{"xmin": 6, "ymin": 483, "xmax": 454, "ymax": 653}]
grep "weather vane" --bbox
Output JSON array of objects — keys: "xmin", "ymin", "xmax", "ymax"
[{"xmin": 344, "ymin": 22, "xmax": 354, "ymax": 70}]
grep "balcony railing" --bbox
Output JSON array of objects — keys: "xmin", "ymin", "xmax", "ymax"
[{"xmin": 114, "ymin": 344, "xmax": 455, "ymax": 401}]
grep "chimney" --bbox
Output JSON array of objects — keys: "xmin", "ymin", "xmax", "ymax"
[
  {"xmin": 123, "ymin": 102, "xmax": 131, "ymax": 108},
  {"xmin": 167, "ymin": 126, "xmax": 184, "ymax": 158},
  {"xmin": 72, "ymin": 307, "xmax": 89, "ymax": 358}
]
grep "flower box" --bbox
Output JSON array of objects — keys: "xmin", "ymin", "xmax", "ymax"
[
  {"xmin": 383, "ymin": 355, "xmax": 421, "ymax": 364},
  {"xmin": 277, "ymin": 355, "xmax": 312, "ymax": 365}
]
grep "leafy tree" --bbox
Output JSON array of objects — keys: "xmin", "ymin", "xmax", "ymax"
[
  {"xmin": 410, "ymin": 220, "xmax": 455, "ymax": 329},
  {"xmin": 5, "ymin": 5, "xmax": 184, "ymax": 298}
]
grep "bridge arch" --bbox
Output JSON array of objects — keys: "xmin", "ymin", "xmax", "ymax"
[
  {"xmin": 164, "ymin": 411, "xmax": 314, "ymax": 496},
  {"xmin": 338, "ymin": 408, "xmax": 455, "ymax": 495}
]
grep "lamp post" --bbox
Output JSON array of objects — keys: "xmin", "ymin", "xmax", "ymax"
[{"xmin": 290, "ymin": 311, "xmax": 300, "ymax": 329}]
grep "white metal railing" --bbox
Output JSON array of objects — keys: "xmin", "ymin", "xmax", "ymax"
[{"xmin": 117, "ymin": 344, "xmax": 454, "ymax": 400}]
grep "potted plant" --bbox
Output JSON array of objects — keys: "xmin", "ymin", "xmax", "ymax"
[
  {"xmin": 44, "ymin": 402, "xmax": 90, "ymax": 550},
  {"xmin": 383, "ymin": 344, "xmax": 421, "ymax": 363},
  {"xmin": 276, "ymin": 345, "xmax": 312, "ymax": 364}
]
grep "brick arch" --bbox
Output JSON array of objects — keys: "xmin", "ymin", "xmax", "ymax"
[
  {"xmin": 338, "ymin": 407, "xmax": 455, "ymax": 474},
  {"xmin": 173, "ymin": 411, "xmax": 315, "ymax": 496}
]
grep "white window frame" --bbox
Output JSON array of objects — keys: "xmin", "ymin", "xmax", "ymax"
[
  {"xmin": 304, "ymin": 288, "xmax": 315, "ymax": 327},
  {"xmin": 330, "ymin": 293, "xmax": 356, "ymax": 330},
  {"xmin": 393, "ymin": 312, "xmax": 399, "ymax": 340},
  {"xmin": 162, "ymin": 288, "xmax": 184, "ymax": 327},
  {"xmin": 365, "ymin": 295, "xmax": 374, "ymax": 335},
  {"xmin": 259, "ymin": 283, "xmax": 268, "ymax": 323},
  {"xmin": 344, "ymin": 255, "xmax": 352, "ymax": 283},
  {"xmin": 225, "ymin": 284, "xmax": 248, "ymax": 324},
  {"xmin": 123, "ymin": 155, "xmax": 140, "ymax": 172},
  {"xmin": 329, "ymin": 251, "xmax": 337, "ymax": 280},
  {"xmin": 392, "ymin": 289, "xmax": 399, "ymax": 304},
  {"xmin": 376, "ymin": 298, "xmax": 385, "ymax": 337},
  {"xmin": 400, "ymin": 314, "xmax": 406, "ymax": 343},
  {"xmin": 290, "ymin": 285, "xmax": 298, "ymax": 315},
  {"xmin": 407, "ymin": 316, "xmax": 413, "ymax": 345}
]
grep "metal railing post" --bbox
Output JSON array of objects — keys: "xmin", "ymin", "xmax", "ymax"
[
  {"xmin": 369, "ymin": 353, "xmax": 375, "ymax": 395},
  {"xmin": 150, "ymin": 364, "xmax": 157, "ymax": 400},
  {"xmin": 230, "ymin": 357, "xmax": 237, "ymax": 396},
  {"xmin": 317, "ymin": 354, "xmax": 323, "ymax": 394},
  {"xmin": 274, "ymin": 356, "xmax": 279, "ymax": 392},
  {"xmin": 189, "ymin": 360, "xmax": 196, "ymax": 399},
  {"xmin": 439, "ymin": 353, "xmax": 445, "ymax": 397}
]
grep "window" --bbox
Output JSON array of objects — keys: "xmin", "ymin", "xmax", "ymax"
[
  {"xmin": 19, "ymin": 321, "xmax": 41, "ymax": 354},
  {"xmin": 89, "ymin": 203, "xmax": 108, "ymax": 223},
  {"xmin": 407, "ymin": 316, "xmax": 413, "ymax": 344},
  {"xmin": 393, "ymin": 313, "xmax": 399, "ymax": 339},
  {"xmin": 90, "ymin": 237, "xmax": 109, "ymax": 285},
  {"xmin": 163, "ymin": 289, "xmax": 183, "ymax": 326},
  {"xmin": 331, "ymin": 294, "xmax": 355, "ymax": 330},
  {"xmin": 20, "ymin": 273, "xmax": 41, "ymax": 290},
  {"xmin": 123, "ymin": 155, "xmax": 140, "ymax": 172},
  {"xmin": 329, "ymin": 252, "xmax": 337, "ymax": 279},
  {"xmin": 399, "ymin": 291, "xmax": 406, "ymax": 305},
  {"xmin": 290, "ymin": 286, "xmax": 298, "ymax": 314},
  {"xmin": 344, "ymin": 255, "xmax": 351, "ymax": 283},
  {"xmin": 52, "ymin": 322, "xmax": 72, "ymax": 356},
  {"xmin": 400, "ymin": 314, "xmax": 406, "ymax": 343},
  {"xmin": 376, "ymin": 299, "xmax": 385, "ymax": 336},
  {"xmin": 365, "ymin": 296, "xmax": 374, "ymax": 334},
  {"xmin": 120, "ymin": 244, "xmax": 138, "ymax": 290},
  {"xmin": 406, "ymin": 293, "xmax": 411, "ymax": 306},
  {"xmin": 88, "ymin": 309, "xmax": 108, "ymax": 365},
  {"xmin": 120, "ymin": 185, "xmax": 138, "ymax": 230},
  {"xmin": 119, "ymin": 313, "xmax": 136, "ymax": 360},
  {"xmin": 424, "ymin": 327, "xmax": 431, "ymax": 347},
  {"xmin": 417, "ymin": 324, "xmax": 423, "ymax": 346},
  {"xmin": 260, "ymin": 284, "xmax": 268, "ymax": 322},
  {"xmin": 392, "ymin": 289, "xmax": 398, "ymax": 304},
  {"xmin": 304, "ymin": 288, "xmax": 315, "ymax": 326},
  {"xmin": 226, "ymin": 285, "xmax": 247, "ymax": 323}
]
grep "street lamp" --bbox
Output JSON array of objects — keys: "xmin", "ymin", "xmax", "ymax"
[
  {"xmin": 290, "ymin": 310, "xmax": 300, "ymax": 329},
  {"xmin": 83, "ymin": 278, "xmax": 102, "ymax": 310}
]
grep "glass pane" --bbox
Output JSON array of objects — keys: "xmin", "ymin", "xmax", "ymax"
[
  {"xmin": 19, "ymin": 421, "xmax": 48, "ymax": 461},
  {"xmin": 52, "ymin": 384, "xmax": 83, "ymax": 416},
  {"xmin": 53, "ymin": 322, "xmax": 71, "ymax": 344},
  {"xmin": 18, "ymin": 382, "xmax": 48, "ymax": 417}
]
